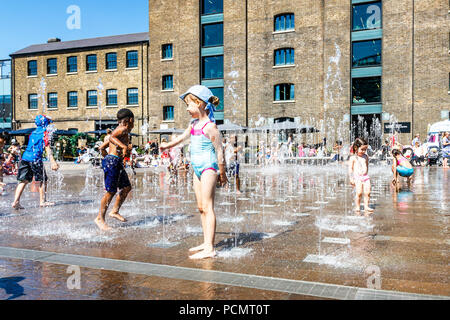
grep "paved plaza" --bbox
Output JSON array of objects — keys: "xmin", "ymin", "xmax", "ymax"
[{"xmin": 0, "ymin": 163, "xmax": 448, "ymax": 300}]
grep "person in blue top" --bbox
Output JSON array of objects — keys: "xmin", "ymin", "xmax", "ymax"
[
  {"xmin": 160, "ymin": 85, "xmax": 228, "ymax": 259},
  {"xmin": 11, "ymin": 115, "xmax": 59, "ymax": 209}
]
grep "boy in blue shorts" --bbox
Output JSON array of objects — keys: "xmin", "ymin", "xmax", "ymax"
[
  {"xmin": 11, "ymin": 115, "xmax": 59, "ymax": 209},
  {"xmin": 95, "ymin": 109, "xmax": 134, "ymax": 231}
]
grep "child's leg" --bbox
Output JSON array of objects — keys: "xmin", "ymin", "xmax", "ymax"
[
  {"xmin": 189, "ymin": 170, "xmax": 218, "ymax": 259},
  {"xmin": 190, "ymin": 173, "xmax": 207, "ymax": 252},
  {"xmin": 12, "ymin": 181, "xmax": 28, "ymax": 209},
  {"xmin": 363, "ymin": 180, "xmax": 373, "ymax": 214},
  {"xmin": 95, "ymin": 191, "xmax": 116, "ymax": 230},
  {"xmin": 354, "ymin": 180, "xmax": 363, "ymax": 212},
  {"xmin": 109, "ymin": 186, "xmax": 131, "ymax": 222}
]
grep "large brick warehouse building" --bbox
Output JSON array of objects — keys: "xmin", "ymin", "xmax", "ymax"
[{"xmin": 9, "ymin": 0, "xmax": 450, "ymax": 146}]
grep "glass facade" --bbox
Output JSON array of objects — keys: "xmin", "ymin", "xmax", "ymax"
[
  {"xmin": 202, "ymin": 55, "xmax": 223, "ymax": 79},
  {"xmin": 352, "ymin": 1, "xmax": 382, "ymax": 31},
  {"xmin": 106, "ymin": 53, "xmax": 117, "ymax": 70},
  {"xmin": 28, "ymin": 60, "xmax": 37, "ymax": 76},
  {"xmin": 28, "ymin": 94, "xmax": 38, "ymax": 110},
  {"xmin": 352, "ymin": 40, "xmax": 381, "ymax": 67},
  {"xmin": 162, "ymin": 75, "xmax": 173, "ymax": 90},
  {"xmin": 47, "ymin": 58, "xmax": 57, "ymax": 74},
  {"xmin": 352, "ymin": 77, "xmax": 381, "ymax": 104},
  {"xmin": 68, "ymin": 91, "xmax": 78, "ymax": 108},
  {"xmin": 274, "ymin": 84, "xmax": 295, "ymax": 101},
  {"xmin": 67, "ymin": 56, "xmax": 78, "ymax": 73},
  {"xmin": 274, "ymin": 48, "xmax": 295, "ymax": 66},
  {"xmin": 210, "ymin": 87, "xmax": 224, "ymax": 112},
  {"xmin": 202, "ymin": 23, "xmax": 223, "ymax": 47},
  {"xmin": 106, "ymin": 89, "xmax": 117, "ymax": 105},
  {"xmin": 163, "ymin": 106, "xmax": 174, "ymax": 121},
  {"xmin": 162, "ymin": 44, "xmax": 173, "ymax": 59},
  {"xmin": 48, "ymin": 92, "xmax": 58, "ymax": 108},
  {"xmin": 274, "ymin": 13, "xmax": 295, "ymax": 32},
  {"xmin": 0, "ymin": 60, "xmax": 12, "ymax": 128},
  {"xmin": 127, "ymin": 88, "xmax": 138, "ymax": 105},
  {"xmin": 87, "ymin": 90, "xmax": 97, "ymax": 106},
  {"xmin": 86, "ymin": 55, "xmax": 97, "ymax": 71},
  {"xmin": 127, "ymin": 51, "xmax": 138, "ymax": 68},
  {"xmin": 201, "ymin": 0, "xmax": 223, "ymax": 15}
]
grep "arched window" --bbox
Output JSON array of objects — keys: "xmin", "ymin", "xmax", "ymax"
[
  {"xmin": 274, "ymin": 84, "xmax": 295, "ymax": 101},
  {"xmin": 274, "ymin": 48, "xmax": 295, "ymax": 66},
  {"xmin": 274, "ymin": 13, "xmax": 295, "ymax": 32}
]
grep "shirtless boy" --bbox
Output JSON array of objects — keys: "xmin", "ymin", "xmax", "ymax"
[{"xmin": 95, "ymin": 109, "xmax": 134, "ymax": 231}]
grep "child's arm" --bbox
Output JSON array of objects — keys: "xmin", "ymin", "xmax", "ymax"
[
  {"xmin": 45, "ymin": 145, "xmax": 59, "ymax": 171},
  {"xmin": 160, "ymin": 126, "xmax": 191, "ymax": 151},
  {"xmin": 108, "ymin": 127, "xmax": 130, "ymax": 153},
  {"xmin": 348, "ymin": 156, "xmax": 355, "ymax": 186},
  {"xmin": 205, "ymin": 123, "xmax": 228, "ymax": 186},
  {"xmin": 98, "ymin": 140, "xmax": 109, "ymax": 157}
]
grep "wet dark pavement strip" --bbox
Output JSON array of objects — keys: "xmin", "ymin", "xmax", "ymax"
[
  {"xmin": 0, "ymin": 257, "xmax": 326, "ymax": 300},
  {"xmin": 0, "ymin": 165, "xmax": 448, "ymax": 299},
  {"xmin": 0, "ymin": 246, "xmax": 447, "ymax": 300}
]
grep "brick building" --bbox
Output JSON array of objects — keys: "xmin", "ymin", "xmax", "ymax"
[
  {"xmin": 148, "ymin": 0, "xmax": 450, "ymax": 145},
  {"xmin": 10, "ymin": 33, "xmax": 149, "ymax": 142}
]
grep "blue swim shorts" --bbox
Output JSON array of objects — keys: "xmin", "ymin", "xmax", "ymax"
[
  {"xmin": 102, "ymin": 155, "xmax": 131, "ymax": 193},
  {"xmin": 397, "ymin": 166, "xmax": 414, "ymax": 177}
]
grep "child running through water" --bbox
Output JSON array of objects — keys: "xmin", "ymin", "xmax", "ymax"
[
  {"xmin": 11, "ymin": 115, "xmax": 59, "ymax": 209},
  {"xmin": 95, "ymin": 108, "xmax": 134, "ymax": 231},
  {"xmin": 348, "ymin": 138, "xmax": 374, "ymax": 215},
  {"xmin": 160, "ymin": 85, "xmax": 228, "ymax": 259},
  {"xmin": 391, "ymin": 148, "xmax": 414, "ymax": 191}
]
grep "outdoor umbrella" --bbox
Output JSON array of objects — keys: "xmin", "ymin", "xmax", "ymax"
[
  {"xmin": 8, "ymin": 128, "xmax": 35, "ymax": 135},
  {"xmin": 54, "ymin": 129, "xmax": 79, "ymax": 136},
  {"xmin": 250, "ymin": 122, "xmax": 319, "ymax": 133},
  {"xmin": 217, "ymin": 123, "xmax": 247, "ymax": 132},
  {"xmin": 148, "ymin": 128, "xmax": 185, "ymax": 134}
]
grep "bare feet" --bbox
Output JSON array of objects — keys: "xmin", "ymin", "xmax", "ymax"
[
  {"xmin": 189, "ymin": 243, "xmax": 206, "ymax": 252},
  {"xmin": 108, "ymin": 211, "xmax": 127, "ymax": 222},
  {"xmin": 95, "ymin": 217, "xmax": 112, "ymax": 231},
  {"xmin": 40, "ymin": 202, "xmax": 55, "ymax": 207},
  {"xmin": 12, "ymin": 202, "xmax": 24, "ymax": 210},
  {"xmin": 364, "ymin": 207, "xmax": 374, "ymax": 216},
  {"xmin": 189, "ymin": 249, "xmax": 216, "ymax": 260}
]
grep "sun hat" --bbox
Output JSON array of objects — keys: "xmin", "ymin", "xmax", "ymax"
[{"xmin": 179, "ymin": 85, "xmax": 216, "ymax": 123}]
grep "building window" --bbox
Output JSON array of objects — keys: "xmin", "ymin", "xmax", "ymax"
[
  {"xmin": 87, "ymin": 90, "xmax": 97, "ymax": 106},
  {"xmin": 201, "ymin": 0, "xmax": 223, "ymax": 15},
  {"xmin": 106, "ymin": 53, "xmax": 117, "ymax": 70},
  {"xmin": 28, "ymin": 94, "xmax": 38, "ymax": 109},
  {"xmin": 274, "ymin": 48, "xmax": 295, "ymax": 66},
  {"xmin": 163, "ymin": 106, "xmax": 174, "ymax": 121},
  {"xmin": 210, "ymin": 87, "xmax": 224, "ymax": 112},
  {"xmin": 48, "ymin": 92, "xmax": 58, "ymax": 109},
  {"xmin": 68, "ymin": 91, "xmax": 78, "ymax": 108},
  {"xmin": 162, "ymin": 75, "xmax": 173, "ymax": 90},
  {"xmin": 274, "ymin": 84, "xmax": 295, "ymax": 101},
  {"xmin": 28, "ymin": 60, "xmax": 37, "ymax": 76},
  {"xmin": 162, "ymin": 44, "xmax": 173, "ymax": 59},
  {"xmin": 202, "ymin": 23, "xmax": 224, "ymax": 47},
  {"xmin": 352, "ymin": 39, "xmax": 381, "ymax": 68},
  {"xmin": 127, "ymin": 88, "xmax": 139, "ymax": 105},
  {"xmin": 202, "ymin": 55, "xmax": 224, "ymax": 80},
  {"xmin": 352, "ymin": 77, "xmax": 381, "ymax": 104},
  {"xmin": 126, "ymin": 51, "xmax": 138, "ymax": 68},
  {"xmin": 47, "ymin": 58, "xmax": 57, "ymax": 74},
  {"xmin": 106, "ymin": 89, "xmax": 118, "ymax": 106},
  {"xmin": 352, "ymin": 1, "xmax": 382, "ymax": 31},
  {"xmin": 86, "ymin": 54, "xmax": 97, "ymax": 71},
  {"xmin": 274, "ymin": 13, "xmax": 295, "ymax": 32},
  {"xmin": 67, "ymin": 56, "xmax": 78, "ymax": 73}
]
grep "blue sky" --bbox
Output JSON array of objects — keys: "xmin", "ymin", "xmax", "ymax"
[{"xmin": 0, "ymin": 0, "xmax": 148, "ymax": 59}]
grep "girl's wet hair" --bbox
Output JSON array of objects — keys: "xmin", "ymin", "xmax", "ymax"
[
  {"xmin": 392, "ymin": 148, "xmax": 403, "ymax": 157},
  {"xmin": 352, "ymin": 137, "xmax": 368, "ymax": 153}
]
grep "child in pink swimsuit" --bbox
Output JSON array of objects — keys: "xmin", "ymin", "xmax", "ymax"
[{"xmin": 348, "ymin": 138, "xmax": 373, "ymax": 215}]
